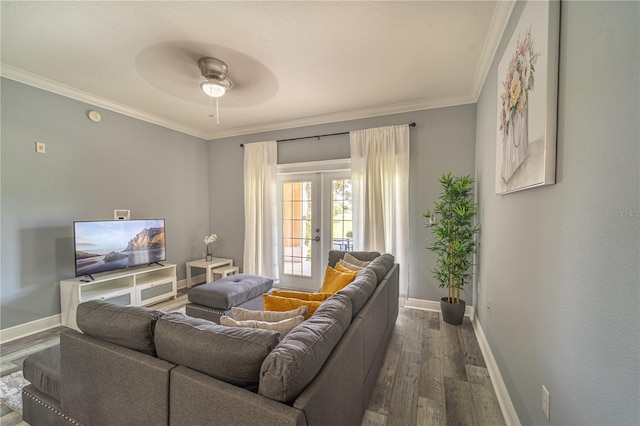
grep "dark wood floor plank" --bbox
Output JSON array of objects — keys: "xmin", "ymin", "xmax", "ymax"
[
  {"xmin": 418, "ymin": 396, "xmax": 447, "ymax": 426},
  {"xmin": 361, "ymin": 410, "xmax": 387, "ymax": 426},
  {"xmin": 425, "ymin": 310, "xmax": 441, "ymax": 331},
  {"xmin": 459, "ymin": 318, "xmax": 486, "ymax": 368},
  {"xmin": 466, "ymin": 365, "xmax": 492, "ymax": 387},
  {"xmin": 419, "ymin": 329, "xmax": 445, "ymax": 402},
  {"xmin": 444, "ymin": 377, "xmax": 477, "ymax": 426},
  {"xmin": 367, "ymin": 331, "xmax": 404, "ymax": 415},
  {"xmin": 386, "ymin": 350, "xmax": 420, "ymax": 426},
  {"xmin": 403, "ymin": 310, "xmax": 423, "ymax": 354},
  {"xmin": 469, "ymin": 382, "xmax": 506, "ymax": 426},
  {"xmin": 0, "ymin": 326, "xmax": 65, "ymax": 357},
  {"xmin": 441, "ymin": 334, "xmax": 468, "ymax": 381},
  {"xmin": 0, "ymin": 409, "xmax": 24, "ymax": 426}
]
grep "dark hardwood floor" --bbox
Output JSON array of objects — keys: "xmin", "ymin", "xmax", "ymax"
[
  {"xmin": 1, "ymin": 295, "xmax": 504, "ymax": 426},
  {"xmin": 362, "ymin": 308, "xmax": 505, "ymax": 426}
]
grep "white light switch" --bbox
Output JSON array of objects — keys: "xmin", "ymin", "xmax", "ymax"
[{"xmin": 35, "ymin": 141, "xmax": 46, "ymax": 154}]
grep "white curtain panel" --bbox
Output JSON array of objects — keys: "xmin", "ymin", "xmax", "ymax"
[
  {"xmin": 350, "ymin": 124, "xmax": 410, "ymax": 302},
  {"xmin": 243, "ymin": 141, "xmax": 279, "ymax": 279}
]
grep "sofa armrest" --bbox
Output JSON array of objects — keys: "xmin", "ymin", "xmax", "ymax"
[
  {"xmin": 60, "ymin": 329, "xmax": 174, "ymax": 426},
  {"xmin": 170, "ymin": 366, "xmax": 307, "ymax": 426}
]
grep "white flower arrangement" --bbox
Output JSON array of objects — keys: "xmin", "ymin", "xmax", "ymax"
[
  {"xmin": 204, "ymin": 233, "xmax": 218, "ymax": 258},
  {"xmin": 204, "ymin": 233, "xmax": 219, "ymax": 245},
  {"xmin": 499, "ymin": 27, "xmax": 540, "ymax": 135}
]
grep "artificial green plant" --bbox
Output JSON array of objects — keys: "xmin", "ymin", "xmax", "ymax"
[{"xmin": 423, "ymin": 173, "xmax": 479, "ymax": 305}]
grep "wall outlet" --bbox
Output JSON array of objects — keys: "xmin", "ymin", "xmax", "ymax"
[
  {"xmin": 35, "ymin": 141, "xmax": 46, "ymax": 154},
  {"xmin": 542, "ymin": 385, "xmax": 550, "ymax": 420}
]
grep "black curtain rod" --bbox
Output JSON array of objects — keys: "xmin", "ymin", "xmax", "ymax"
[{"xmin": 239, "ymin": 122, "xmax": 416, "ymax": 148}]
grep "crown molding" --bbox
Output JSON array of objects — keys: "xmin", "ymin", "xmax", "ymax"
[
  {"xmin": 204, "ymin": 94, "xmax": 475, "ymax": 141},
  {"xmin": 2, "ymin": 63, "xmax": 477, "ymax": 142},
  {"xmin": 0, "ymin": 64, "xmax": 209, "ymax": 140},
  {"xmin": 471, "ymin": 0, "xmax": 516, "ymax": 101}
]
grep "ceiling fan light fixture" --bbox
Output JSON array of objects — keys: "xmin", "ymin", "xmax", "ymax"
[{"xmin": 201, "ymin": 80, "xmax": 227, "ymax": 98}]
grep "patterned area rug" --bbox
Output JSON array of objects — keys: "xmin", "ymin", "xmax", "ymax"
[{"xmin": 0, "ymin": 370, "xmax": 30, "ymax": 414}]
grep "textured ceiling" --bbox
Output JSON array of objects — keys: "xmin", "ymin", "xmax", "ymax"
[{"xmin": 1, "ymin": 1, "xmax": 514, "ymax": 140}]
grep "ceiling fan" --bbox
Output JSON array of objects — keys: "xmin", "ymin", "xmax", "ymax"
[
  {"xmin": 197, "ymin": 57, "xmax": 233, "ymax": 124},
  {"xmin": 198, "ymin": 57, "xmax": 233, "ymax": 98}
]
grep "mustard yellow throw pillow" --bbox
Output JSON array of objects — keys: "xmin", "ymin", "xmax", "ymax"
[
  {"xmin": 271, "ymin": 290, "xmax": 333, "ymax": 302},
  {"xmin": 319, "ymin": 266, "xmax": 359, "ymax": 294},
  {"xmin": 263, "ymin": 294, "xmax": 323, "ymax": 319}
]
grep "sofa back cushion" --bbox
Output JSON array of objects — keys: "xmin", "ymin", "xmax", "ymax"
[
  {"xmin": 155, "ymin": 313, "xmax": 280, "ymax": 391},
  {"xmin": 76, "ymin": 300, "xmax": 163, "ymax": 356},
  {"xmin": 259, "ymin": 293, "xmax": 352, "ymax": 403},
  {"xmin": 336, "ymin": 267, "xmax": 378, "ymax": 318},
  {"xmin": 365, "ymin": 253, "xmax": 395, "ymax": 282}
]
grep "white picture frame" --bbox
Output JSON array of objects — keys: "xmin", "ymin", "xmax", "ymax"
[{"xmin": 495, "ymin": 0, "xmax": 560, "ymax": 194}]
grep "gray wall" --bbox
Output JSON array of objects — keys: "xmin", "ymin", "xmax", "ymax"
[
  {"xmin": 475, "ymin": 2, "xmax": 639, "ymax": 425},
  {"xmin": 1, "ymin": 78, "xmax": 210, "ymax": 329},
  {"xmin": 207, "ymin": 105, "xmax": 476, "ymax": 301}
]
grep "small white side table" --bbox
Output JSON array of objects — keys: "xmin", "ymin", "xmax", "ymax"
[{"xmin": 186, "ymin": 258, "xmax": 234, "ymax": 288}]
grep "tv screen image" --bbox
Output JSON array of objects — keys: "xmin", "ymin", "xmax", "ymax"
[{"xmin": 74, "ymin": 219, "xmax": 166, "ymax": 277}]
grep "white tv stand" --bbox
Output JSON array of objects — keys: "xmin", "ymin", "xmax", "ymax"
[{"xmin": 60, "ymin": 263, "xmax": 177, "ymax": 330}]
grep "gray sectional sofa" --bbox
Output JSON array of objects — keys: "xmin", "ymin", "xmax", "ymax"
[{"xmin": 22, "ymin": 251, "xmax": 399, "ymax": 426}]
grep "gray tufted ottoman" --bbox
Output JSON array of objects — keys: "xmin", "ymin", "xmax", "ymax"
[{"xmin": 185, "ymin": 274, "xmax": 273, "ymax": 324}]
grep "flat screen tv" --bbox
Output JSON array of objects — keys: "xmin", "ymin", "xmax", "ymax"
[{"xmin": 74, "ymin": 219, "xmax": 166, "ymax": 278}]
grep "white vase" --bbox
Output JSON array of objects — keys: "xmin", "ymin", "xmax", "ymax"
[{"xmin": 501, "ymin": 102, "xmax": 529, "ymax": 183}]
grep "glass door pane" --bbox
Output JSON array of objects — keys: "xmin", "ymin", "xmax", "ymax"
[
  {"xmin": 277, "ymin": 169, "xmax": 350, "ymax": 291},
  {"xmin": 282, "ymin": 180, "xmax": 313, "ymax": 277},
  {"xmin": 331, "ymin": 178, "xmax": 353, "ymax": 252}
]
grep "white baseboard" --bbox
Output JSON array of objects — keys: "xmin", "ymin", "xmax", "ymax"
[
  {"xmin": 0, "ymin": 314, "xmax": 62, "ymax": 345},
  {"xmin": 405, "ymin": 297, "xmax": 475, "ymax": 320},
  {"xmin": 472, "ymin": 318, "xmax": 521, "ymax": 426},
  {"xmin": 177, "ymin": 273, "xmax": 206, "ymax": 290}
]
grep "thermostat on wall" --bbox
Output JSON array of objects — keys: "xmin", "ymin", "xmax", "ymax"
[{"xmin": 88, "ymin": 110, "xmax": 101, "ymax": 122}]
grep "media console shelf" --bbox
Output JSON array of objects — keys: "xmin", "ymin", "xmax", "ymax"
[{"xmin": 60, "ymin": 263, "xmax": 177, "ymax": 330}]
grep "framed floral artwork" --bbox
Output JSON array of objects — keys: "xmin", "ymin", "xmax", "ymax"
[{"xmin": 495, "ymin": 0, "xmax": 560, "ymax": 194}]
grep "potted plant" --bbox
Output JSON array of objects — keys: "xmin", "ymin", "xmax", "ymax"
[{"xmin": 423, "ymin": 173, "xmax": 479, "ymax": 325}]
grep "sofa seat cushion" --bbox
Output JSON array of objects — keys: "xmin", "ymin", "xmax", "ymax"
[
  {"xmin": 155, "ymin": 312, "xmax": 280, "ymax": 391},
  {"xmin": 259, "ymin": 293, "xmax": 352, "ymax": 403},
  {"xmin": 188, "ymin": 274, "xmax": 273, "ymax": 310},
  {"xmin": 22, "ymin": 344, "xmax": 61, "ymax": 401},
  {"xmin": 77, "ymin": 300, "xmax": 163, "ymax": 356}
]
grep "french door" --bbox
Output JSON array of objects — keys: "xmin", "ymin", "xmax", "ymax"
[{"xmin": 277, "ymin": 170, "xmax": 352, "ymax": 291}]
